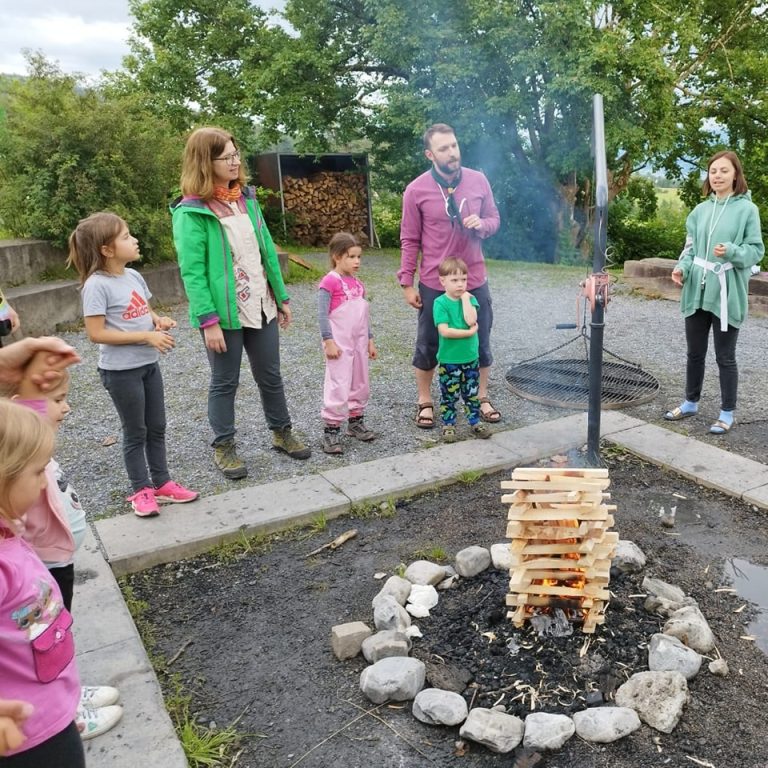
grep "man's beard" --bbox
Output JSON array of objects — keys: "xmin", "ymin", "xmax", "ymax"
[{"xmin": 435, "ymin": 158, "xmax": 461, "ymax": 177}]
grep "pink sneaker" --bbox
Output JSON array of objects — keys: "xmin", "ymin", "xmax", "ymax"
[
  {"xmin": 127, "ymin": 488, "xmax": 160, "ymax": 518},
  {"xmin": 154, "ymin": 480, "xmax": 199, "ymax": 504}
]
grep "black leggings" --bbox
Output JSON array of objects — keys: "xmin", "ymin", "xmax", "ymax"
[
  {"xmin": 49, "ymin": 564, "xmax": 74, "ymax": 612},
  {"xmin": 0, "ymin": 722, "xmax": 85, "ymax": 767}
]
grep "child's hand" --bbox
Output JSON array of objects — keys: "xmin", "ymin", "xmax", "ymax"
[
  {"xmin": 155, "ymin": 316, "xmax": 177, "ymax": 331},
  {"xmin": 0, "ymin": 700, "xmax": 33, "ymax": 755},
  {"xmin": 323, "ymin": 339, "xmax": 341, "ymax": 359},
  {"xmin": 368, "ymin": 339, "xmax": 378, "ymax": 360},
  {"xmin": 146, "ymin": 331, "xmax": 175, "ymax": 353}
]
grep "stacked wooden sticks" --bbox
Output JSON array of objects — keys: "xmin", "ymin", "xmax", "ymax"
[{"xmin": 502, "ymin": 467, "xmax": 618, "ymax": 633}]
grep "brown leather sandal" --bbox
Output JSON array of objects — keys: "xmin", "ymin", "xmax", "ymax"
[
  {"xmin": 415, "ymin": 402, "xmax": 435, "ymax": 429},
  {"xmin": 479, "ymin": 397, "xmax": 501, "ymax": 423}
]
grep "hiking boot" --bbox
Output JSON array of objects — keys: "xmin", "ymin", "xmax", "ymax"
[
  {"xmin": 322, "ymin": 427, "xmax": 344, "ymax": 455},
  {"xmin": 213, "ymin": 440, "xmax": 247, "ymax": 479},
  {"xmin": 76, "ymin": 705, "xmax": 123, "ymax": 741},
  {"xmin": 80, "ymin": 686, "xmax": 120, "ymax": 709},
  {"xmin": 472, "ymin": 422, "xmax": 492, "ymax": 439},
  {"xmin": 346, "ymin": 416, "xmax": 375, "ymax": 442},
  {"xmin": 154, "ymin": 480, "xmax": 199, "ymax": 504},
  {"xmin": 272, "ymin": 426, "xmax": 311, "ymax": 459},
  {"xmin": 127, "ymin": 488, "xmax": 159, "ymax": 518}
]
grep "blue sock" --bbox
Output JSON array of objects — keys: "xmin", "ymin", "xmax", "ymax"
[
  {"xmin": 718, "ymin": 410, "xmax": 734, "ymax": 426},
  {"xmin": 680, "ymin": 400, "xmax": 698, "ymax": 414}
]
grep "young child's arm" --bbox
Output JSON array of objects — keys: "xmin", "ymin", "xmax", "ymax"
[
  {"xmin": 317, "ymin": 287, "xmax": 341, "ymax": 360},
  {"xmin": 0, "ymin": 700, "xmax": 33, "ymax": 755},
  {"xmin": 84, "ymin": 316, "xmax": 175, "ymax": 353},
  {"xmin": 460, "ymin": 292, "xmax": 478, "ymax": 327},
  {"xmin": 151, "ymin": 309, "xmax": 177, "ymax": 332},
  {"xmin": 436, "ymin": 323, "xmax": 477, "ymax": 339}
]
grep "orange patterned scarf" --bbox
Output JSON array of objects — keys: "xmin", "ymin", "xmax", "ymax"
[{"xmin": 212, "ymin": 183, "xmax": 242, "ymax": 203}]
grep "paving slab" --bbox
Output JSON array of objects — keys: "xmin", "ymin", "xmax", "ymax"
[
  {"xmin": 74, "ymin": 531, "xmax": 186, "ymax": 768},
  {"xmin": 603, "ymin": 422, "xmax": 768, "ymax": 503},
  {"xmin": 96, "ymin": 474, "xmax": 350, "ymax": 577},
  {"xmin": 490, "ymin": 412, "xmax": 587, "ymax": 460},
  {"xmin": 319, "ymin": 439, "xmax": 517, "ymax": 504}
]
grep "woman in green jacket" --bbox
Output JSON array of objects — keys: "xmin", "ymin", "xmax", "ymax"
[
  {"xmin": 172, "ymin": 127, "xmax": 310, "ymax": 478},
  {"xmin": 664, "ymin": 150, "xmax": 764, "ymax": 434}
]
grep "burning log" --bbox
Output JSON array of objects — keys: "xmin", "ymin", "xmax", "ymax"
[{"xmin": 502, "ymin": 468, "xmax": 618, "ymax": 633}]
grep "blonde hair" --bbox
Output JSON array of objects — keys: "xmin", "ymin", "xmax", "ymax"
[
  {"xmin": 0, "ymin": 400, "xmax": 54, "ymax": 520},
  {"xmin": 328, "ymin": 232, "xmax": 361, "ymax": 268},
  {"xmin": 180, "ymin": 127, "xmax": 248, "ymax": 200},
  {"xmin": 67, "ymin": 212, "xmax": 126, "ymax": 285},
  {"xmin": 438, "ymin": 257, "xmax": 468, "ymax": 276}
]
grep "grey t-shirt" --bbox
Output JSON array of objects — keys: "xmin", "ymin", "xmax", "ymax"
[{"xmin": 81, "ymin": 269, "xmax": 159, "ymax": 370}]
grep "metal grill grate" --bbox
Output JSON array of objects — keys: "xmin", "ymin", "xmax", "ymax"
[{"xmin": 505, "ymin": 358, "xmax": 660, "ymax": 410}]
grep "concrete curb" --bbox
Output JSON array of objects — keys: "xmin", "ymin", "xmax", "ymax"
[{"xmin": 75, "ymin": 412, "xmax": 768, "ymax": 766}]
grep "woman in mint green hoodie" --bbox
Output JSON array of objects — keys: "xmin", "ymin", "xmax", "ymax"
[{"xmin": 664, "ymin": 151, "xmax": 764, "ymax": 434}]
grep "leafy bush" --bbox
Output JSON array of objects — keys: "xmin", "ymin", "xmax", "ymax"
[
  {"xmin": 371, "ymin": 191, "xmax": 402, "ymax": 248},
  {"xmin": 0, "ymin": 55, "xmax": 182, "ymax": 263}
]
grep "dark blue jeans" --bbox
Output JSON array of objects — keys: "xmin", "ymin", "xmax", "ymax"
[
  {"xmin": 684, "ymin": 309, "xmax": 740, "ymax": 411},
  {"xmin": 203, "ymin": 320, "xmax": 291, "ymax": 445},
  {"xmin": 99, "ymin": 362, "xmax": 171, "ymax": 492}
]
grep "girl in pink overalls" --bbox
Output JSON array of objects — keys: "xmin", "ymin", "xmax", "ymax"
[{"xmin": 318, "ymin": 233, "xmax": 378, "ymax": 455}]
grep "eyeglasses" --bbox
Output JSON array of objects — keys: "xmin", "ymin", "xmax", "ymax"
[{"xmin": 214, "ymin": 150, "xmax": 241, "ymax": 166}]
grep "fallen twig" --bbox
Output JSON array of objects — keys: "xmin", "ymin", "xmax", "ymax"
[
  {"xmin": 304, "ymin": 529, "xmax": 358, "ymax": 558},
  {"xmin": 287, "ymin": 703, "xmax": 384, "ymax": 767},
  {"xmin": 684, "ymin": 756, "xmax": 716, "ymax": 768},
  {"xmin": 167, "ymin": 638, "xmax": 193, "ymax": 666}
]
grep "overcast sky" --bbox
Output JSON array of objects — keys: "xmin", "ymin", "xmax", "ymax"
[{"xmin": 0, "ymin": 1, "xmax": 284, "ymax": 80}]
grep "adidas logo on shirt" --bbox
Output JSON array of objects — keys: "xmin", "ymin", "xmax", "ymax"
[{"xmin": 122, "ymin": 290, "xmax": 150, "ymax": 320}]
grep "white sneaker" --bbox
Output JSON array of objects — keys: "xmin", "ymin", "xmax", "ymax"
[
  {"xmin": 80, "ymin": 685, "xmax": 120, "ymax": 709},
  {"xmin": 77, "ymin": 705, "xmax": 123, "ymax": 740}
]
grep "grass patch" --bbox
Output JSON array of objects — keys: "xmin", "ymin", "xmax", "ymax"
[
  {"xmin": 209, "ymin": 530, "xmax": 273, "ymax": 564},
  {"xmin": 284, "ymin": 258, "xmax": 324, "ymax": 285},
  {"xmin": 38, "ymin": 263, "xmax": 76, "ymax": 282},
  {"xmin": 456, "ymin": 469, "xmax": 483, "ymax": 485},
  {"xmin": 411, "ymin": 546, "xmax": 449, "ymax": 563},
  {"xmin": 351, "ymin": 498, "xmax": 396, "ymax": 519},
  {"xmin": 303, "ymin": 512, "xmax": 328, "ymax": 538}
]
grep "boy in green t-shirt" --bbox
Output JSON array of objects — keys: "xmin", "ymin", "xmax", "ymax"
[{"xmin": 432, "ymin": 258, "xmax": 492, "ymax": 443}]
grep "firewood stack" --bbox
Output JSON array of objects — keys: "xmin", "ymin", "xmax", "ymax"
[
  {"xmin": 501, "ymin": 467, "xmax": 618, "ymax": 633},
  {"xmin": 281, "ymin": 172, "xmax": 370, "ymax": 246}
]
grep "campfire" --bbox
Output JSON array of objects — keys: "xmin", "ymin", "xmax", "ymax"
[{"xmin": 502, "ymin": 467, "xmax": 618, "ymax": 633}]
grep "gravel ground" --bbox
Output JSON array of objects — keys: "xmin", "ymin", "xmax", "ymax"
[{"xmin": 54, "ymin": 253, "xmax": 768, "ymax": 519}]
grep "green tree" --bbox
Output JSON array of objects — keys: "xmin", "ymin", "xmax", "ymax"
[{"xmin": 0, "ymin": 55, "xmax": 182, "ymax": 261}]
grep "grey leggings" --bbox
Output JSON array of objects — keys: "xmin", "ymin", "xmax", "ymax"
[
  {"xmin": 99, "ymin": 363, "xmax": 171, "ymax": 492},
  {"xmin": 204, "ymin": 320, "xmax": 291, "ymax": 445}
]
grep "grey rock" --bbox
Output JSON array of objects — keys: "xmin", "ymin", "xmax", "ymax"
[
  {"xmin": 373, "ymin": 595, "xmax": 412, "ymax": 632},
  {"xmin": 361, "ymin": 630, "xmax": 411, "ymax": 663},
  {"xmin": 642, "ymin": 577, "xmax": 687, "ymax": 604},
  {"xmin": 404, "ymin": 560, "xmax": 447, "ymax": 586},
  {"xmin": 455, "ymin": 546, "xmax": 492, "ymax": 578},
  {"xmin": 490, "ymin": 543, "xmax": 513, "ymax": 571},
  {"xmin": 459, "ymin": 708, "xmax": 524, "ymax": 753},
  {"xmin": 648, "ymin": 633, "xmax": 703, "ymax": 680},
  {"xmin": 372, "ymin": 575, "xmax": 412, "ymax": 608},
  {"xmin": 613, "ymin": 540, "xmax": 647, "ymax": 574},
  {"xmin": 572, "ymin": 707, "xmax": 641, "ymax": 743},
  {"xmin": 523, "ymin": 712, "xmax": 575, "ymax": 750},
  {"xmin": 407, "ymin": 583, "xmax": 439, "ymax": 610},
  {"xmin": 360, "ymin": 657, "xmax": 426, "ymax": 704},
  {"xmin": 330, "ymin": 621, "xmax": 372, "ymax": 660},
  {"xmin": 412, "ymin": 688, "xmax": 468, "ymax": 726},
  {"xmin": 437, "ymin": 574, "xmax": 460, "ymax": 590},
  {"xmin": 615, "ymin": 670, "xmax": 689, "ymax": 733},
  {"xmin": 663, "ymin": 605, "xmax": 716, "ymax": 653},
  {"xmin": 709, "ymin": 658, "xmax": 729, "ymax": 676},
  {"xmin": 406, "ymin": 603, "xmax": 430, "ymax": 618}
]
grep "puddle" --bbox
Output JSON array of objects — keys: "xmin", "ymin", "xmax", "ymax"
[{"xmin": 723, "ymin": 558, "xmax": 768, "ymax": 654}]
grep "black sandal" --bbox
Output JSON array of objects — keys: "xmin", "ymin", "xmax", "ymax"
[{"xmin": 415, "ymin": 402, "xmax": 435, "ymax": 429}]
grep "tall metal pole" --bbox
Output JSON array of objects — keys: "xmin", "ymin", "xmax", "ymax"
[{"xmin": 587, "ymin": 95, "xmax": 609, "ymax": 465}]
